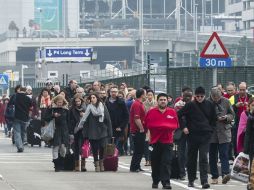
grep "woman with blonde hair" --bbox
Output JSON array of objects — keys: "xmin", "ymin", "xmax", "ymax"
[{"xmin": 45, "ymin": 95, "xmax": 70, "ymax": 172}]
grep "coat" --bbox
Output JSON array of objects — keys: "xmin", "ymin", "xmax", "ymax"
[
  {"xmin": 177, "ymin": 99, "xmax": 217, "ymax": 142},
  {"xmin": 83, "ymin": 105, "xmax": 112, "ymax": 145},
  {"xmin": 244, "ymin": 114, "xmax": 254, "ymax": 159},
  {"xmin": 237, "ymin": 111, "xmax": 249, "ymax": 153},
  {"xmin": 45, "ymin": 104, "xmax": 70, "ymax": 147},
  {"xmin": 208, "ymin": 97, "xmax": 235, "ymax": 144},
  {"xmin": 69, "ymin": 104, "xmax": 86, "ymax": 135},
  {"xmin": 105, "ymin": 97, "xmax": 129, "ymax": 137}
]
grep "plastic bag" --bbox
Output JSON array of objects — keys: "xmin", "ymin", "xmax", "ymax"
[
  {"xmin": 81, "ymin": 140, "xmax": 90, "ymax": 158},
  {"xmin": 41, "ymin": 119, "xmax": 55, "ymax": 142},
  {"xmin": 231, "ymin": 152, "xmax": 250, "ymax": 183}
]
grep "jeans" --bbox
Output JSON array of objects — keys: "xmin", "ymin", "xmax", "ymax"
[
  {"xmin": 90, "ymin": 139, "xmax": 104, "ymax": 162},
  {"xmin": 177, "ymin": 134, "xmax": 188, "ymax": 177},
  {"xmin": 187, "ymin": 137, "xmax": 210, "ymax": 184},
  {"xmin": 130, "ymin": 132, "xmax": 145, "ymax": 171},
  {"xmin": 115, "ymin": 137, "xmax": 124, "ymax": 156},
  {"xmin": 13, "ymin": 119, "xmax": 28, "ymax": 150},
  {"xmin": 209, "ymin": 143, "xmax": 230, "ymax": 179},
  {"xmin": 151, "ymin": 142, "xmax": 173, "ymax": 185}
]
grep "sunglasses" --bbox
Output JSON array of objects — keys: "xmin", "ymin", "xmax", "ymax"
[{"xmin": 196, "ymin": 95, "xmax": 204, "ymax": 98}]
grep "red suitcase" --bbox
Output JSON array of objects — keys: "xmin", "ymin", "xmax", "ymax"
[{"xmin": 103, "ymin": 148, "xmax": 119, "ymax": 171}]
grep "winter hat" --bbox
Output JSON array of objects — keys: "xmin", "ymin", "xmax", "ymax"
[
  {"xmin": 26, "ymin": 85, "xmax": 32, "ymax": 90},
  {"xmin": 195, "ymin": 86, "xmax": 205, "ymax": 95}
]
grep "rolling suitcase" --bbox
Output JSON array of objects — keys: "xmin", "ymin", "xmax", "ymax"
[
  {"xmin": 27, "ymin": 119, "xmax": 41, "ymax": 147},
  {"xmin": 170, "ymin": 144, "xmax": 180, "ymax": 179},
  {"xmin": 103, "ymin": 148, "xmax": 119, "ymax": 171}
]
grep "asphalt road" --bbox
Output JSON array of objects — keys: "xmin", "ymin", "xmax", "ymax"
[{"xmin": 0, "ymin": 131, "xmax": 247, "ymax": 190}]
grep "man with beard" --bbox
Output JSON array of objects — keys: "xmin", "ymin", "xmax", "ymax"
[
  {"xmin": 105, "ymin": 86, "xmax": 129, "ymax": 156},
  {"xmin": 145, "ymin": 93, "xmax": 179, "ymax": 189}
]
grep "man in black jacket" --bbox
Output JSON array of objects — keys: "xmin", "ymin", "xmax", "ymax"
[
  {"xmin": 9, "ymin": 86, "xmax": 32, "ymax": 153},
  {"xmin": 105, "ymin": 86, "xmax": 129, "ymax": 155},
  {"xmin": 64, "ymin": 80, "xmax": 78, "ymax": 103},
  {"xmin": 178, "ymin": 86, "xmax": 217, "ymax": 189}
]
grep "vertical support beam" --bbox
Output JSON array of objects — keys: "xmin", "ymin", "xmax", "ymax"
[
  {"xmin": 166, "ymin": 49, "xmax": 170, "ymax": 94},
  {"xmin": 122, "ymin": 0, "xmax": 126, "ymax": 19},
  {"xmin": 176, "ymin": 0, "xmax": 181, "ymax": 32},
  {"xmin": 147, "ymin": 54, "xmax": 150, "ymax": 86},
  {"xmin": 185, "ymin": 0, "xmax": 187, "ymax": 31}
]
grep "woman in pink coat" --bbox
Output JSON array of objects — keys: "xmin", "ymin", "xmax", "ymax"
[{"xmin": 237, "ymin": 97, "xmax": 254, "ymax": 153}]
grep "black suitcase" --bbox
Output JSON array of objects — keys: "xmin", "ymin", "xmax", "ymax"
[
  {"xmin": 27, "ymin": 119, "xmax": 41, "ymax": 147},
  {"xmin": 170, "ymin": 144, "xmax": 180, "ymax": 179},
  {"xmin": 63, "ymin": 152, "xmax": 75, "ymax": 171},
  {"xmin": 62, "ymin": 143, "xmax": 75, "ymax": 171}
]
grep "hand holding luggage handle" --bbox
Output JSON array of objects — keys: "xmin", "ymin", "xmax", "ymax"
[{"xmin": 104, "ymin": 137, "xmax": 116, "ymax": 157}]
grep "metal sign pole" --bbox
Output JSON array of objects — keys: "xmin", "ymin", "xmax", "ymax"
[{"xmin": 213, "ymin": 68, "xmax": 217, "ymax": 86}]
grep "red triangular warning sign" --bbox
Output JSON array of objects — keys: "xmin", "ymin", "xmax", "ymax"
[{"xmin": 200, "ymin": 32, "xmax": 229, "ymax": 58}]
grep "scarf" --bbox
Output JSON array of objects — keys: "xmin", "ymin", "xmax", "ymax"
[
  {"xmin": 40, "ymin": 96, "xmax": 51, "ymax": 108},
  {"xmin": 78, "ymin": 102, "xmax": 104, "ymax": 128}
]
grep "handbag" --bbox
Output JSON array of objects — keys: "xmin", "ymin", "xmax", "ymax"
[
  {"xmin": 81, "ymin": 140, "xmax": 91, "ymax": 158},
  {"xmin": 4, "ymin": 94, "xmax": 16, "ymax": 121},
  {"xmin": 41, "ymin": 119, "xmax": 55, "ymax": 142},
  {"xmin": 104, "ymin": 138, "xmax": 116, "ymax": 157}
]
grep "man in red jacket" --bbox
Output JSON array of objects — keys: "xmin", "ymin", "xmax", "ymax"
[{"xmin": 145, "ymin": 93, "xmax": 179, "ymax": 189}]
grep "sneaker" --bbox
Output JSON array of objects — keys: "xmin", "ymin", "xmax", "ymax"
[
  {"xmin": 17, "ymin": 148, "xmax": 24, "ymax": 153},
  {"xmin": 211, "ymin": 179, "xmax": 218, "ymax": 184},
  {"xmin": 222, "ymin": 174, "xmax": 230, "ymax": 184},
  {"xmin": 188, "ymin": 182, "xmax": 194, "ymax": 187},
  {"xmin": 202, "ymin": 183, "xmax": 210, "ymax": 189},
  {"xmin": 152, "ymin": 183, "xmax": 158, "ymax": 189}
]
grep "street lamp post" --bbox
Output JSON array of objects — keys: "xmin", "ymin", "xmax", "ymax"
[
  {"xmin": 195, "ymin": 3, "xmax": 198, "ymax": 51},
  {"xmin": 37, "ymin": 8, "xmax": 43, "ymax": 80},
  {"xmin": 21, "ymin": 65, "xmax": 28, "ymax": 86}
]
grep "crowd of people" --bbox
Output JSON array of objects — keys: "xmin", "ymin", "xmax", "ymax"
[{"xmin": 0, "ymin": 79, "xmax": 254, "ymax": 189}]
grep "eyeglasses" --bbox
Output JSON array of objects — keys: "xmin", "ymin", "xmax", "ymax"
[{"xmin": 196, "ymin": 95, "xmax": 204, "ymax": 98}]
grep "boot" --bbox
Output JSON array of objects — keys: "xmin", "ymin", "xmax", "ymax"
[
  {"xmin": 94, "ymin": 161, "xmax": 100, "ymax": 172},
  {"xmin": 53, "ymin": 159, "xmax": 60, "ymax": 172},
  {"xmin": 74, "ymin": 160, "xmax": 80, "ymax": 172},
  {"xmin": 99, "ymin": 159, "xmax": 104, "ymax": 172},
  {"xmin": 81, "ymin": 159, "xmax": 87, "ymax": 172},
  {"xmin": 58, "ymin": 156, "xmax": 65, "ymax": 171}
]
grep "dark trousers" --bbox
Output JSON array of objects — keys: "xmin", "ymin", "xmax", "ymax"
[
  {"xmin": 187, "ymin": 137, "xmax": 210, "ymax": 184},
  {"xmin": 74, "ymin": 130, "xmax": 84, "ymax": 161},
  {"xmin": 130, "ymin": 132, "xmax": 145, "ymax": 171},
  {"xmin": 151, "ymin": 142, "xmax": 173, "ymax": 185},
  {"xmin": 144, "ymin": 141, "xmax": 151, "ymax": 161},
  {"xmin": 177, "ymin": 134, "xmax": 188, "ymax": 177},
  {"xmin": 90, "ymin": 139, "xmax": 104, "ymax": 162},
  {"xmin": 232, "ymin": 124, "xmax": 238, "ymax": 157},
  {"xmin": 209, "ymin": 143, "xmax": 230, "ymax": 179}
]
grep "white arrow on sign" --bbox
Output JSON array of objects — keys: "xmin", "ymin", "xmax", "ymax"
[
  {"xmin": 47, "ymin": 49, "xmax": 53, "ymax": 57},
  {"xmin": 85, "ymin": 49, "xmax": 90, "ymax": 56}
]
